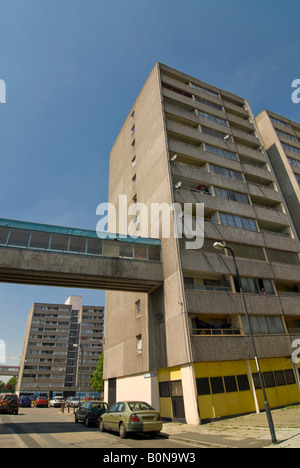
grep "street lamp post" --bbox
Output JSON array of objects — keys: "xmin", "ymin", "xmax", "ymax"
[
  {"xmin": 73, "ymin": 343, "xmax": 83, "ymax": 406},
  {"xmin": 213, "ymin": 242, "xmax": 277, "ymax": 444}
]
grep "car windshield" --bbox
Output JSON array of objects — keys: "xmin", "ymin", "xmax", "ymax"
[
  {"xmin": 91, "ymin": 402, "xmax": 108, "ymax": 409},
  {"xmin": 3, "ymin": 395, "xmax": 15, "ymax": 401},
  {"xmin": 128, "ymin": 402, "xmax": 154, "ymax": 411}
]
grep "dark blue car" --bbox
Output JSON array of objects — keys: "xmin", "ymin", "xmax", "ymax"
[{"xmin": 19, "ymin": 396, "xmax": 33, "ymax": 407}]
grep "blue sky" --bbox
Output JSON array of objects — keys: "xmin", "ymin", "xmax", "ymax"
[{"xmin": 0, "ymin": 0, "xmax": 299, "ymax": 371}]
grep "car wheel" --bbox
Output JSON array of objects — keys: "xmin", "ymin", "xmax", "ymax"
[
  {"xmin": 85, "ymin": 417, "xmax": 90, "ymax": 428},
  {"xmin": 119, "ymin": 422, "xmax": 127, "ymax": 439},
  {"xmin": 75, "ymin": 416, "xmax": 79, "ymax": 423},
  {"xmin": 99, "ymin": 419, "xmax": 105, "ymax": 432}
]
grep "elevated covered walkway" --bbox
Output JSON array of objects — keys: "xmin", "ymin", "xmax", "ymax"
[
  {"xmin": 0, "ymin": 219, "xmax": 163, "ymax": 292},
  {"xmin": 0, "ymin": 366, "xmax": 19, "ymax": 377}
]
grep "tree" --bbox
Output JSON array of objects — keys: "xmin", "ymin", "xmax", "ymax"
[
  {"xmin": 4, "ymin": 377, "xmax": 17, "ymax": 393},
  {"xmin": 90, "ymin": 352, "xmax": 104, "ymax": 394}
]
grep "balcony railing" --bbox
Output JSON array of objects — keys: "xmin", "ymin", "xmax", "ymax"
[
  {"xmin": 191, "ymin": 328, "xmax": 241, "ymax": 336},
  {"xmin": 185, "ymin": 284, "xmax": 232, "ymax": 293}
]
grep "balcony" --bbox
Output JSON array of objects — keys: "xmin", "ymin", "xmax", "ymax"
[
  {"xmin": 190, "ymin": 334, "xmax": 294, "ymax": 362},
  {"xmin": 185, "ymin": 287, "xmax": 299, "ymax": 317}
]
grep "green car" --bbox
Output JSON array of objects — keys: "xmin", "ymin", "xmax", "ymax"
[{"xmin": 99, "ymin": 401, "xmax": 162, "ymax": 438}]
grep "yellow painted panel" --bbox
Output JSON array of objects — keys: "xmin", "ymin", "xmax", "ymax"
[
  {"xmin": 169, "ymin": 367, "xmax": 181, "ymax": 381},
  {"xmin": 194, "ymin": 360, "xmax": 248, "ymax": 378},
  {"xmin": 157, "ymin": 366, "xmax": 181, "ymax": 382},
  {"xmin": 198, "ymin": 395, "xmax": 214, "ymax": 420},
  {"xmin": 157, "ymin": 368, "xmax": 170, "ymax": 382},
  {"xmin": 159, "ymin": 397, "xmax": 172, "ymax": 419}
]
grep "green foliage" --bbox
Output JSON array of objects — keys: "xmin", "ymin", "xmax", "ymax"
[{"xmin": 90, "ymin": 352, "xmax": 104, "ymax": 394}]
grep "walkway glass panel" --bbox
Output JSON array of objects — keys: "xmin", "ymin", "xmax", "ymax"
[{"xmin": 0, "ymin": 219, "xmax": 161, "ymax": 262}]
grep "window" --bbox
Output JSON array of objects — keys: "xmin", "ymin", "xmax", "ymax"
[
  {"xmin": 236, "ymin": 277, "xmax": 275, "ymax": 295},
  {"xmin": 274, "ymin": 370, "xmax": 286, "ymax": 387},
  {"xmin": 87, "ymin": 238, "xmax": 103, "ymax": 255},
  {"xmin": 266, "ymin": 248, "xmax": 300, "ymax": 265},
  {"xmin": 30, "ymin": 231, "xmax": 51, "ymax": 249},
  {"xmin": 202, "ymin": 126, "xmax": 232, "ymax": 142},
  {"xmin": 191, "ymin": 83, "xmax": 219, "ymax": 98},
  {"xmin": 136, "ymin": 334, "xmax": 142, "ymax": 354},
  {"xmin": 224, "ymin": 376, "xmax": 238, "ymax": 393},
  {"xmin": 69, "ymin": 236, "xmax": 86, "ymax": 253},
  {"xmin": 132, "ymin": 156, "xmax": 136, "ymax": 167},
  {"xmin": 214, "ymin": 187, "xmax": 249, "ymax": 204},
  {"xmin": 282, "ymin": 143, "xmax": 300, "ymax": 154},
  {"xmin": 50, "ymin": 233, "xmax": 69, "ymax": 251},
  {"xmin": 196, "ymin": 378, "xmax": 210, "ymax": 395},
  {"xmin": 210, "ymin": 377, "xmax": 225, "ymax": 394},
  {"xmin": 198, "ymin": 111, "xmax": 227, "ymax": 127},
  {"xmin": 276, "ymin": 129, "xmax": 297, "ymax": 141},
  {"xmin": 263, "ymin": 372, "xmax": 276, "ymax": 388},
  {"xmin": 236, "ymin": 375, "xmax": 250, "ymax": 391},
  {"xmin": 162, "ymin": 82, "xmax": 193, "ymax": 99},
  {"xmin": 194, "ymin": 96, "xmax": 223, "ymax": 111},
  {"xmin": 170, "ymin": 380, "xmax": 183, "ymax": 396},
  {"xmin": 119, "ymin": 241, "xmax": 133, "ymax": 258},
  {"xmin": 132, "ymin": 174, "xmax": 137, "ymax": 184},
  {"xmin": 288, "ymin": 157, "xmax": 300, "ymax": 167},
  {"xmin": 135, "ymin": 300, "xmax": 141, "ymax": 318},
  {"xmin": 8, "ymin": 229, "xmax": 30, "ymax": 247},
  {"xmin": 0, "ymin": 226, "xmax": 9, "ymax": 244},
  {"xmin": 226, "ymin": 242, "xmax": 265, "ymax": 261},
  {"xmin": 270, "ymin": 117, "xmax": 291, "ymax": 128},
  {"xmin": 205, "ymin": 144, "xmax": 237, "ymax": 161},
  {"xmin": 284, "ymin": 369, "xmax": 296, "ymax": 385},
  {"xmin": 131, "ymin": 125, "xmax": 135, "ymax": 136},
  {"xmin": 159, "ymin": 381, "xmax": 171, "ymax": 397},
  {"xmin": 209, "ymin": 164, "xmax": 243, "ymax": 181},
  {"xmin": 219, "ymin": 212, "xmax": 257, "ymax": 231},
  {"xmin": 148, "ymin": 245, "xmax": 161, "ymax": 261},
  {"xmin": 242, "ymin": 315, "xmax": 285, "ymax": 335},
  {"xmin": 134, "ymin": 244, "xmax": 147, "ymax": 260}
]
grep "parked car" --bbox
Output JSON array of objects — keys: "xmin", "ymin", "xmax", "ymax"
[
  {"xmin": 50, "ymin": 396, "xmax": 65, "ymax": 408},
  {"xmin": 19, "ymin": 396, "xmax": 33, "ymax": 408},
  {"xmin": 0, "ymin": 394, "xmax": 19, "ymax": 415},
  {"xmin": 33, "ymin": 396, "xmax": 49, "ymax": 408},
  {"xmin": 75, "ymin": 401, "xmax": 109, "ymax": 427},
  {"xmin": 99, "ymin": 401, "xmax": 162, "ymax": 438},
  {"xmin": 66, "ymin": 397, "xmax": 80, "ymax": 408}
]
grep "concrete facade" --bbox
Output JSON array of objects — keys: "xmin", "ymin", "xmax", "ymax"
[
  {"xmin": 104, "ymin": 63, "xmax": 300, "ymax": 424},
  {"xmin": 256, "ymin": 110, "xmax": 300, "ymax": 245}
]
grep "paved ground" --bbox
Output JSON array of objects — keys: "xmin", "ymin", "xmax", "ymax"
[
  {"xmin": 162, "ymin": 404, "xmax": 300, "ymax": 448},
  {"xmin": 1, "ymin": 404, "xmax": 300, "ymax": 449}
]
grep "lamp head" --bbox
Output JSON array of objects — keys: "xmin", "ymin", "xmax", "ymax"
[{"xmin": 213, "ymin": 242, "xmax": 226, "ymax": 251}]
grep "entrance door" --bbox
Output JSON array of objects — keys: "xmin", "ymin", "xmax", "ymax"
[
  {"xmin": 108, "ymin": 378, "xmax": 116, "ymax": 407},
  {"xmin": 170, "ymin": 380, "xmax": 186, "ymax": 421}
]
